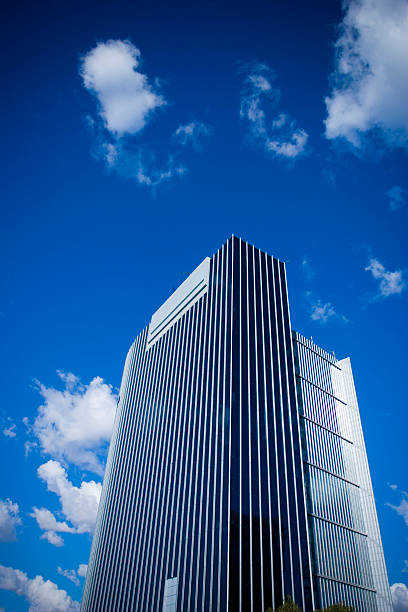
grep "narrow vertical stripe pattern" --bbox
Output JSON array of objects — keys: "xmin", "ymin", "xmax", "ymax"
[{"xmin": 293, "ymin": 332, "xmax": 392, "ymax": 612}]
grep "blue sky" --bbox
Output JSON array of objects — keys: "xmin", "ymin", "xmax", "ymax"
[{"xmin": 1, "ymin": 0, "xmax": 408, "ymax": 609}]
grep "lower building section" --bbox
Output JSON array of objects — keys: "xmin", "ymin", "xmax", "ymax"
[{"xmin": 315, "ymin": 576, "xmax": 377, "ymax": 611}]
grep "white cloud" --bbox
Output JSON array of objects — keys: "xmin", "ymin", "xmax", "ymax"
[
  {"xmin": 240, "ymin": 63, "xmax": 308, "ymax": 159},
  {"xmin": 2, "ymin": 415, "xmax": 17, "ymax": 438},
  {"xmin": 80, "ymin": 39, "xmax": 165, "ymax": 137},
  {"xmin": 30, "ymin": 460, "xmax": 101, "ymax": 546},
  {"xmin": 36, "ymin": 460, "xmax": 101, "ymax": 538},
  {"xmin": 387, "ymin": 185, "xmax": 407, "ymax": 211},
  {"xmin": 57, "ymin": 564, "xmax": 87, "ymax": 586},
  {"xmin": 42, "ymin": 531, "xmax": 64, "ymax": 547},
  {"xmin": 30, "ymin": 507, "xmax": 76, "ymax": 535},
  {"xmin": 365, "ymin": 258, "xmax": 406, "ymax": 298},
  {"xmin": 32, "ymin": 371, "xmax": 116, "ymax": 475},
  {"xmin": 25, "ymin": 440, "xmax": 38, "ymax": 457},
  {"xmin": 103, "ymin": 142, "xmax": 119, "ymax": 167},
  {"xmin": 387, "ymin": 490, "xmax": 408, "ymax": 527},
  {"xmin": 0, "ymin": 499, "xmax": 22, "ymax": 542},
  {"xmin": 85, "ymin": 87, "xmax": 186, "ymax": 189},
  {"xmin": 402, "ymin": 560, "xmax": 408, "ymax": 573},
  {"xmin": 3, "ymin": 417, "xmax": 16, "ymax": 438},
  {"xmin": 173, "ymin": 121, "xmax": 213, "ymax": 150},
  {"xmin": 266, "ymin": 130, "xmax": 308, "ymax": 158},
  {"xmin": 3, "ymin": 424, "xmax": 16, "ymax": 437},
  {"xmin": 57, "ymin": 568, "xmax": 79, "ymax": 587},
  {"xmin": 80, "ymin": 39, "xmax": 206, "ymax": 189},
  {"xmin": 311, "ymin": 300, "xmax": 337, "ymax": 323},
  {"xmin": 0, "ymin": 565, "xmax": 80, "ymax": 612},
  {"xmin": 107, "ymin": 149, "xmax": 186, "ymax": 189},
  {"xmin": 307, "ymin": 292, "xmax": 347, "ymax": 324},
  {"xmin": 325, "ymin": 0, "xmax": 408, "ymax": 150},
  {"xmin": 77, "ymin": 565, "xmax": 87, "ymax": 578},
  {"xmin": 391, "ymin": 583, "xmax": 408, "ymax": 612}
]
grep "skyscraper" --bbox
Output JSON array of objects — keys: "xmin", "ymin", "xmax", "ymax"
[{"xmin": 81, "ymin": 237, "xmax": 392, "ymax": 612}]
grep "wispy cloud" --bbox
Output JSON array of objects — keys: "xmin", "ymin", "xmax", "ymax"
[
  {"xmin": 386, "ymin": 488, "xmax": 408, "ymax": 527},
  {"xmin": 31, "ymin": 460, "xmax": 101, "ymax": 546},
  {"xmin": 96, "ymin": 139, "xmax": 187, "ymax": 189},
  {"xmin": 322, "ymin": 168, "xmax": 336, "ymax": 186},
  {"xmin": 325, "ymin": 0, "xmax": 408, "ymax": 152},
  {"xmin": 0, "ymin": 499, "xmax": 22, "ymax": 542},
  {"xmin": 173, "ymin": 121, "xmax": 213, "ymax": 150},
  {"xmin": 58, "ymin": 567, "xmax": 79, "ymax": 587},
  {"xmin": 240, "ymin": 62, "xmax": 308, "ymax": 159},
  {"xmin": 57, "ymin": 564, "xmax": 87, "ymax": 587},
  {"xmin": 387, "ymin": 185, "xmax": 407, "ymax": 211},
  {"xmin": 311, "ymin": 301, "xmax": 341, "ymax": 324},
  {"xmin": 2, "ymin": 419, "xmax": 16, "ymax": 438},
  {"xmin": 30, "ymin": 371, "xmax": 116, "ymax": 475},
  {"xmin": 391, "ymin": 582, "xmax": 408, "ymax": 612},
  {"xmin": 365, "ymin": 258, "xmax": 406, "ymax": 299},
  {"xmin": 307, "ymin": 292, "xmax": 347, "ymax": 324},
  {"xmin": 0, "ymin": 565, "xmax": 80, "ymax": 611},
  {"xmin": 301, "ymin": 257, "xmax": 315, "ymax": 281}
]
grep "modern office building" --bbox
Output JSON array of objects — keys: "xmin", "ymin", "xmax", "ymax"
[{"xmin": 81, "ymin": 236, "xmax": 392, "ymax": 612}]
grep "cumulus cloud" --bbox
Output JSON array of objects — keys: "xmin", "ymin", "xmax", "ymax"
[
  {"xmin": 0, "ymin": 499, "xmax": 22, "ymax": 542},
  {"xmin": 386, "ymin": 489, "xmax": 408, "ymax": 527},
  {"xmin": 240, "ymin": 63, "xmax": 308, "ymax": 159},
  {"xmin": 325, "ymin": 0, "xmax": 408, "ymax": 150},
  {"xmin": 173, "ymin": 121, "xmax": 213, "ymax": 150},
  {"xmin": 0, "ymin": 565, "xmax": 80, "ymax": 612},
  {"xmin": 31, "ymin": 370, "xmax": 116, "ymax": 475},
  {"xmin": 31, "ymin": 507, "xmax": 74, "ymax": 532},
  {"xmin": 387, "ymin": 185, "xmax": 407, "ymax": 211},
  {"xmin": 365, "ymin": 258, "xmax": 406, "ymax": 298},
  {"xmin": 80, "ymin": 39, "xmax": 165, "ymax": 137},
  {"xmin": 391, "ymin": 583, "xmax": 408, "ymax": 612},
  {"xmin": 32, "ymin": 460, "xmax": 101, "ymax": 546}
]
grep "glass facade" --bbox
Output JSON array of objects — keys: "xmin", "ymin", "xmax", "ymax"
[
  {"xmin": 293, "ymin": 333, "xmax": 392, "ymax": 612},
  {"xmin": 81, "ymin": 237, "xmax": 391, "ymax": 612}
]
